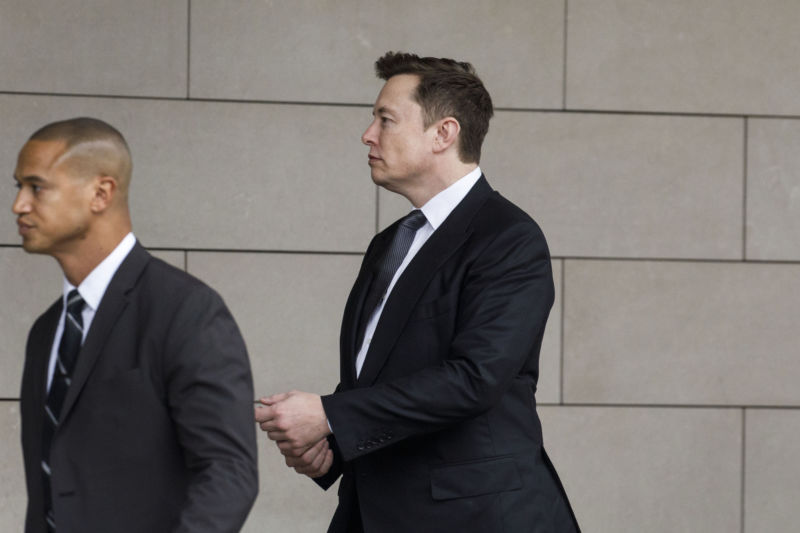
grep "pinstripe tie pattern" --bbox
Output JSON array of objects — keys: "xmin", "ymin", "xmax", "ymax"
[
  {"xmin": 357, "ymin": 210, "xmax": 427, "ymax": 350},
  {"xmin": 42, "ymin": 289, "xmax": 84, "ymax": 532}
]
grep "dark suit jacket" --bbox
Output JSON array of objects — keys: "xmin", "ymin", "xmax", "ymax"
[
  {"xmin": 20, "ymin": 243, "xmax": 258, "ymax": 533},
  {"xmin": 317, "ymin": 177, "xmax": 579, "ymax": 532}
]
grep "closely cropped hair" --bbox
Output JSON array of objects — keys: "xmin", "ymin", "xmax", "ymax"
[
  {"xmin": 375, "ymin": 51, "xmax": 494, "ymax": 163},
  {"xmin": 29, "ymin": 117, "xmax": 132, "ymax": 186},
  {"xmin": 30, "ymin": 117, "xmax": 130, "ymax": 153}
]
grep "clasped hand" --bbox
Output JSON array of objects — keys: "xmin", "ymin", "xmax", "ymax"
[{"xmin": 254, "ymin": 390, "xmax": 333, "ymax": 478}]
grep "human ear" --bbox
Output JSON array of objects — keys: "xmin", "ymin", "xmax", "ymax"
[
  {"xmin": 433, "ymin": 117, "xmax": 460, "ymax": 153},
  {"xmin": 90, "ymin": 175, "xmax": 117, "ymax": 213}
]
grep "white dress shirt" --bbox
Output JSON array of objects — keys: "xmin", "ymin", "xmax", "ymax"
[
  {"xmin": 355, "ymin": 167, "xmax": 483, "ymax": 377},
  {"xmin": 46, "ymin": 232, "xmax": 137, "ymax": 391}
]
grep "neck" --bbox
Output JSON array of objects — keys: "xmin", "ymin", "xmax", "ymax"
[
  {"xmin": 405, "ymin": 160, "xmax": 477, "ymax": 208},
  {"xmin": 55, "ymin": 219, "xmax": 132, "ymax": 286}
]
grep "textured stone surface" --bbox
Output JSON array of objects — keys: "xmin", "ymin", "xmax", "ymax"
[
  {"xmin": 190, "ymin": 0, "xmax": 564, "ymax": 108},
  {"xmin": 0, "ymin": 249, "xmax": 62, "ymax": 398},
  {"xmin": 540, "ymin": 406, "xmax": 742, "ymax": 532},
  {"xmin": 0, "ymin": 0, "xmax": 187, "ymax": 97},
  {"xmin": 564, "ymin": 260, "xmax": 800, "ymax": 405},
  {"xmin": 567, "ymin": 0, "xmax": 800, "ymax": 115},
  {"xmin": 747, "ymin": 119, "xmax": 800, "ymax": 261},
  {"xmin": 745, "ymin": 409, "xmax": 800, "ymax": 533},
  {"xmin": 0, "ymin": 402, "xmax": 25, "ymax": 532}
]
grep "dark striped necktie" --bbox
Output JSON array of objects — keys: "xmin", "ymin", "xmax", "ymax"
[
  {"xmin": 42, "ymin": 289, "xmax": 85, "ymax": 532},
  {"xmin": 356, "ymin": 209, "xmax": 427, "ymax": 350}
]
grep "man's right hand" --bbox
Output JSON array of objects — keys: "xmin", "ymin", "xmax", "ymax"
[{"xmin": 282, "ymin": 436, "xmax": 333, "ymax": 479}]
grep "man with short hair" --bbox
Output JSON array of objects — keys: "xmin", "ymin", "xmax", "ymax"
[
  {"xmin": 14, "ymin": 117, "xmax": 258, "ymax": 533},
  {"xmin": 256, "ymin": 52, "xmax": 580, "ymax": 532}
]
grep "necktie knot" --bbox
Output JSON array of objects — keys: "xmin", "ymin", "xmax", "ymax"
[
  {"xmin": 66, "ymin": 289, "xmax": 85, "ymax": 319},
  {"xmin": 400, "ymin": 209, "xmax": 427, "ymax": 232}
]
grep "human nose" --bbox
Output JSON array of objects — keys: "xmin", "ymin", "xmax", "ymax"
[
  {"xmin": 12, "ymin": 187, "xmax": 30, "ymax": 215},
  {"xmin": 362, "ymin": 120, "xmax": 378, "ymax": 146}
]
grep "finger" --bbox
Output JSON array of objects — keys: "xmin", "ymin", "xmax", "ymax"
[
  {"xmin": 277, "ymin": 440, "xmax": 309, "ymax": 457},
  {"xmin": 276, "ymin": 439, "xmax": 304, "ymax": 455},
  {"xmin": 260, "ymin": 392, "xmax": 291, "ymax": 405},
  {"xmin": 284, "ymin": 445, "xmax": 316, "ymax": 468},
  {"xmin": 287, "ymin": 439, "xmax": 326, "ymax": 469},
  {"xmin": 266, "ymin": 429, "xmax": 287, "ymax": 442},
  {"xmin": 301, "ymin": 449, "xmax": 334, "ymax": 478},
  {"xmin": 254, "ymin": 405, "xmax": 278, "ymax": 424},
  {"xmin": 254, "ymin": 404, "xmax": 272, "ymax": 423},
  {"xmin": 303, "ymin": 439, "xmax": 328, "ymax": 465},
  {"xmin": 260, "ymin": 418, "xmax": 282, "ymax": 432},
  {"xmin": 285, "ymin": 454, "xmax": 302, "ymax": 468},
  {"xmin": 318, "ymin": 448, "xmax": 334, "ymax": 475},
  {"xmin": 308, "ymin": 441, "xmax": 329, "ymax": 470}
]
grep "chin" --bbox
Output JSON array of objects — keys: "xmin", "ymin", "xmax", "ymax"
[
  {"xmin": 370, "ymin": 171, "xmax": 387, "ymax": 186},
  {"xmin": 21, "ymin": 239, "xmax": 47, "ymax": 255}
]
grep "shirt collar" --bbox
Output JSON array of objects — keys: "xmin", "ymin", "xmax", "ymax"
[
  {"xmin": 63, "ymin": 232, "xmax": 137, "ymax": 311},
  {"xmin": 419, "ymin": 166, "xmax": 482, "ymax": 230}
]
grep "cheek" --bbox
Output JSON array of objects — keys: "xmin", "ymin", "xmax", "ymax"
[
  {"xmin": 46, "ymin": 194, "xmax": 87, "ymax": 225},
  {"xmin": 383, "ymin": 133, "xmax": 412, "ymax": 158}
]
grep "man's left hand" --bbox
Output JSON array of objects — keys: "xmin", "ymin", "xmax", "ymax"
[{"xmin": 254, "ymin": 390, "xmax": 331, "ymax": 457}]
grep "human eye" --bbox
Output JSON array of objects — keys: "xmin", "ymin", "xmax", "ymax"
[{"xmin": 14, "ymin": 180, "xmax": 41, "ymax": 194}]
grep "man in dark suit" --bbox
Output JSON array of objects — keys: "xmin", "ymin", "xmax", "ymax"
[
  {"xmin": 255, "ymin": 52, "xmax": 580, "ymax": 532},
  {"xmin": 13, "ymin": 117, "xmax": 258, "ymax": 533}
]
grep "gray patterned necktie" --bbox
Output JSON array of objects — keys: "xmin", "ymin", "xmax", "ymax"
[
  {"xmin": 42, "ymin": 289, "xmax": 85, "ymax": 531},
  {"xmin": 356, "ymin": 210, "xmax": 427, "ymax": 350}
]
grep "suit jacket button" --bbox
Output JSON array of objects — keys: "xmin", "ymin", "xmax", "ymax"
[{"xmin": 357, "ymin": 444, "xmax": 365, "ymax": 451}]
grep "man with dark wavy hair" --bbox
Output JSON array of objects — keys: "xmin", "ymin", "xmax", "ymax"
[{"xmin": 257, "ymin": 52, "xmax": 580, "ymax": 533}]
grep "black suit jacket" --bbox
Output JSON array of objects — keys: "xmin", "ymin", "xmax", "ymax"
[
  {"xmin": 20, "ymin": 243, "xmax": 258, "ymax": 533},
  {"xmin": 317, "ymin": 177, "xmax": 579, "ymax": 532}
]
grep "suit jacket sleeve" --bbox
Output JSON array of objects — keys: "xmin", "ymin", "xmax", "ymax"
[
  {"xmin": 162, "ymin": 286, "xmax": 259, "ymax": 532},
  {"xmin": 322, "ymin": 219, "xmax": 554, "ymax": 462}
]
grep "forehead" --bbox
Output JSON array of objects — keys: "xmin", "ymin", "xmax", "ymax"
[
  {"xmin": 15, "ymin": 139, "xmax": 70, "ymax": 177},
  {"xmin": 375, "ymin": 74, "xmax": 421, "ymax": 112}
]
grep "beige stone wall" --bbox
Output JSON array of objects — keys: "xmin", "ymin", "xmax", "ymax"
[{"xmin": 2, "ymin": 1, "xmax": 798, "ymax": 531}]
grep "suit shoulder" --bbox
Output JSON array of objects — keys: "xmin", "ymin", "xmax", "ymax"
[
  {"xmin": 28, "ymin": 298, "xmax": 61, "ymax": 339},
  {"xmin": 139, "ymin": 256, "xmax": 222, "ymax": 304},
  {"xmin": 474, "ymin": 190, "xmax": 547, "ymax": 240}
]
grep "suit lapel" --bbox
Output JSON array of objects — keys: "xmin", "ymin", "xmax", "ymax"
[
  {"xmin": 357, "ymin": 177, "xmax": 494, "ymax": 385},
  {"xmin": 58, "ymin": 243, "xmax": 151, "ymax": 423},
  {"xmin": 26, "ymin": 301, "xmax": 62, "ymax": 437}
]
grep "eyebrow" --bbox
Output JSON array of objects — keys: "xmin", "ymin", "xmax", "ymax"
[
  {"xmin": 14, "ymin": 175, "xmax": 46, "ymax": 185},
  {"xmin": 375, "ymin": 105, "xmax": 395, "ymax": 116}
]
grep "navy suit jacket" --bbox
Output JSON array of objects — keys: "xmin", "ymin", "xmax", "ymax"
[
  {"xmin": 317, "ymin": 177, "xmax": 580, "ymax": 532},
  {"xmin": 20, "ymin": 243, "xmax": 258, "ymax": 533}
]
